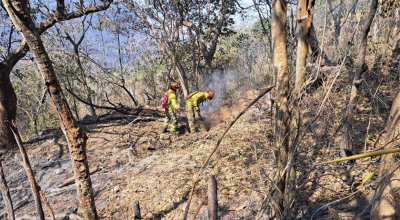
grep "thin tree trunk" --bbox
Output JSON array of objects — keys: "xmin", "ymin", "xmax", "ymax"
[
  {"xmin": 173, "ymin": 56, "xmax": 189, "ymax": 98},
  {"xmin": 0, "ymin": 160, "xmax": 15, "ymax": 220},
  {"xmin": 371, "ymin": 88, "xmax": 400, "ymax": 219},
  {"xmin": 4, "ymin": 1, "xmax": 98, "ymax": 219},
  {"xmin": 339, "ymin": 0, "xmax": 378, "ymax": 158},
  {"xmin": 73, "ymin": 46, "xmax": 97, "ymax": 118},
  {"xmin": 287, "ymin": 0, "xmax": 315, "ymax": 217},
  {"xmin": 58, "ymin": 18, "xmax": 97, "ymax": 118},
  {"xmin": 271, "ymin": 0, "xmax": 290, "ymax": 217},
  {"xmin": 328, "ymin": 0, "xmax": 342, "ymax": 43},
  {"xmin": 0, "ymin": 0, "xmax": 112, "ymax": 149},
  {"xmin": 6, "ymin": 120, "xmax": 44, "ymax": 220}
]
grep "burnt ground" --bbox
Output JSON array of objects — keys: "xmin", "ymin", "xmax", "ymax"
[
  {"xmin": 0, "ymin": 64, "xmax": 395, "ymax": 219},
  {"xmin": 0, "ymin": 102, "xmax": 277, "ymax": 220}
]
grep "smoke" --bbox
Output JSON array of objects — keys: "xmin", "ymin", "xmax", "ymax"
[
  {"xmin": 195, "ymin": 71, "xmax": 239, "ymax": 131},
  {"xmin": 202, "ymin": 70, "xmax": 237, "ymax": 111}
]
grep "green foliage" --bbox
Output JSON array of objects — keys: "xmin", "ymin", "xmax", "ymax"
[{"xmin": 13, "ymin": 68, "xmax": 59, "ymax": 139}]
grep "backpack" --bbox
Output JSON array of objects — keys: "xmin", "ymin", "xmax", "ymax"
[
  {"xmin": 159, "ymin": 92, "xmax": 171, "ymax": 109},
  {"xmin": 187, "ymin": 91, "xmax": 199, "ymax": 100}
]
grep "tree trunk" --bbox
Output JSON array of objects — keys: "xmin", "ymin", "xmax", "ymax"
[
  {"xmin": 174, "ymin": 55, "xmax": 189, "ymax": 98},
  {"xmin": 287, "ymin": 0, "xmax": 315, "ymax": 217},
  {"xmin": 0, "ymin": 0, "xmax": 112, "ymax": 150},
  {"xmin": 4, "ymin": 1, "xmax": 98, "ymax": 219},
  {"xmin": 328, "ymin": 0, "xmax": 342, "ymax": 43},
  {"xmin": 0, "ymin": 69, "xmax": 17, "ymax": 151},
  {"xmin": 339, "ymin": 0, "xmax": 378, "ymax": 158},
  {"xmin": 271, "ymin": 0, "xmax": 290, "ymax": 217},
  {"xmin": 371, "ymin": 88, "xmax": 400, "ymax": 219}
]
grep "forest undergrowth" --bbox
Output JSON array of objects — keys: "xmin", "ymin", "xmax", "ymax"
[{"xmin": 0, "ymin": 59, "xmax": 397, "ymax": 219}]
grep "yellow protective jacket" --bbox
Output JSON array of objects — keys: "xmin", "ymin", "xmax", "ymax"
[
  {"xmin": 186, "ymin": 91, "xmax": 209, "ymax": 112},
  {"xmin": 167, "ymin": 89, "xmax": 179, "ymax": 111}
]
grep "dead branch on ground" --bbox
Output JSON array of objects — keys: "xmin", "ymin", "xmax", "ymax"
[{"xmin": 65, "ymin": 87, "xmax": 163, "ymax": 115}]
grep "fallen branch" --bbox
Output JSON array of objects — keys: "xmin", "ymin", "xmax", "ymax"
[
  {"xmin": 183, "ymin": 85, "xmax": 274, "ymax": 220},
  {"xmin": 127, "ymin": 116, "xmax": 163, "ymax": 125},
  {"xmin": 318, "ymin": 146, "xmax": 400, "ymax": 165},
  {"xmin": 65, "ymin": 87, "xmax": 164, "ymax": 115},
  {"xmin": 59, "ymin": 167, "xmax": 101, "ymax": 188}
]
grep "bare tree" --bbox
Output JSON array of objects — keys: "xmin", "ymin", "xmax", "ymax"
[
  {"xmin": 3, "ymin": 0, "xmax": 99, "ymax": 218},
  {"xmin": 180, "ymin": 0, "xmax": 236, "ymax": 75},
  {"xmin": 128, "ymin": 0, "xmax": 190, "ymax": 97},
  {"xmin": 339, "ymin": 0, "xmax": 378, "ymax": 158},
  {"xmin": 0, "ymin": 0, "xmax": 113, "ymax": 151},
  {"xmin": 57, "ymin": 15, "xmax": 97, "ymax": 118}
]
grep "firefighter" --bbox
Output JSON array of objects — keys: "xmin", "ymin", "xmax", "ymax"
[
  {"xmin": 186, "ymin": 91, "xmax": 214, "ymax": 133},
  {"xmin": 161, "ymin": 82, "xmax": 180, "ymax": 134}
]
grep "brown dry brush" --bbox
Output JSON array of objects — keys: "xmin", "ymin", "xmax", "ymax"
[{"xmin": 183, "ymin": 85, "xmax": 274, "ymax": 220}]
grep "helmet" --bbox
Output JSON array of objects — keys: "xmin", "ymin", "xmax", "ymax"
[
  {"xmin": 207, "ymin": 91, "xmax": 214, "ymax": 99},
  {"xmin": 170, "ymin": 82, "xmax": 180, "ymax": 91}
]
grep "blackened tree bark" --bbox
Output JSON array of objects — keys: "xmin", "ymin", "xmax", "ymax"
[
  {"xmin": 0, "ymin": 0, "xmax": 113, "ymax": 150},
  {"xmin": 3, "ymin": 0, "xmax": 98, "ymax": 218},
  {"xmin": 271, "ymin": 0, "xmax": 290, "ymax": 217},
  {"xmin": 339, "ymin": 0, "xmax": 378, "ymax": 158}
]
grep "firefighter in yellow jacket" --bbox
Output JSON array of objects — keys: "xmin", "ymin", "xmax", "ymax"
[
  {"xmin": 186, "ymin": 91, "xmax": 214, "ymax": 133},
  {"xmin": 162, "ymin": 82, "xmax": 180, "ymax": 133}
]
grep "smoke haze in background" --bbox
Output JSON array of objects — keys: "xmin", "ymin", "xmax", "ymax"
[
  {"xmin": 193, "ymin": 70, "xmax": 240, "ymax": 131},
  {"xmin": 201, "ymin": 71, "xmax": 238, "ymax": 112}
]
